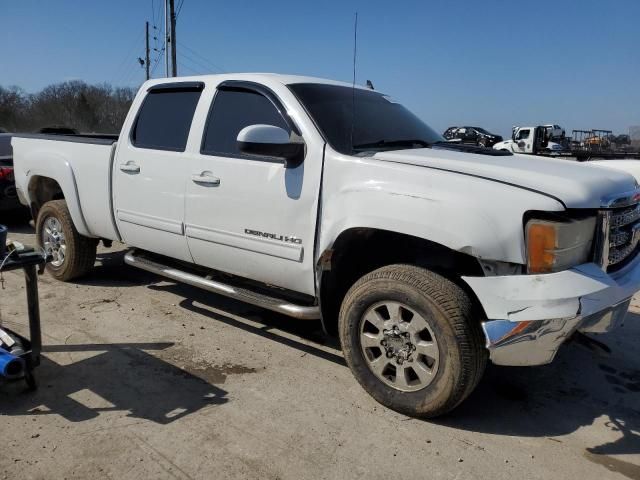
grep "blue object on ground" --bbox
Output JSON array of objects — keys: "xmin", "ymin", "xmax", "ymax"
[{"xmin": 0, "ymin": 348, "xmax": 25, "ymax": 378}]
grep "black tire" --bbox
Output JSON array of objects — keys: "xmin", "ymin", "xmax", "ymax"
[
  {"xmin": 339, "ymin": 264, "xmax": 486, "ymax": 418},
  {"xmin": 36, "ymin": 200, "xmax": 97, "ymax": 281}
]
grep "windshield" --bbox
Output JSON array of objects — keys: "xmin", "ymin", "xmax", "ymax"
[{"xmin": 289, "ymin": 83, "xmax": 444, "ymax": 155}]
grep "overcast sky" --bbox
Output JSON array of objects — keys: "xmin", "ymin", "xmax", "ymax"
[{"xmin": 2, "ymin": 0, "xmax": 639, "ymax": 137}]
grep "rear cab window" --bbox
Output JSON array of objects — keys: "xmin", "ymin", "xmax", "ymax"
[{"xmin": 131, "ymin": 82, "xmax": 203, "ymax": 151}]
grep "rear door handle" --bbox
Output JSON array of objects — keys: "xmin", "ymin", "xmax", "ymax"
[
  {"xmin": 119, "ymin": 162, "xmax": 140, "ymax": 174},
  {"xmin": 191, "ymin": 172, "xmax": 221, "ymax": 186}
]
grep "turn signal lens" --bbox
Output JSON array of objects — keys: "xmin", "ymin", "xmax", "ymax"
[{"xmin": 526, "ymin": 222, "xmax": 557, "ymax": 273}]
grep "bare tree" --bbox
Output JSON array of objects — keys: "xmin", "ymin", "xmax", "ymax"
[
  {"xmin": 0, "ymin": 81, "xmax": 137, "ymax": 134},
  {"xmin": 0, "ymin": 86, "xmax": 29, "ymax": 132},
  {"xmin": 630, "ymin": 126, "xmax": 640, "ymax": 151}
]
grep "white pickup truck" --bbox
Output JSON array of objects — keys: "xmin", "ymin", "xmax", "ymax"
[{"xmin": 11, "ymin": 74, "xmax": 640, "ymax": 417}]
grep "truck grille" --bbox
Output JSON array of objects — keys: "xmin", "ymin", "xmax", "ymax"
[{"xmin": 603, "ymin": 202, "xmax": 640, "ymax": 271}]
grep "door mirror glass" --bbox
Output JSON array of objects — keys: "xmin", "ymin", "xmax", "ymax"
[{"xmin": 237, "ymin": 124, "xmax": 304, "ymax": 167}]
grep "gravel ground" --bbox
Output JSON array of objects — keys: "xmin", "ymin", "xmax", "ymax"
[{"xmin": 1, "ymin": 222, "xmax": 639, "ymax": 480}]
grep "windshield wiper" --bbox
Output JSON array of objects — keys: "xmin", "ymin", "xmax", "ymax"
[{"xmin": 352, "ymin": 139, "xmax": 432, "ymax": 151}]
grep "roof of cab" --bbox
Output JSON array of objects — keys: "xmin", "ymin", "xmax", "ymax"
[{"xmin": 142, "ymin": 73, "xmax": 371, "ymax": 91}]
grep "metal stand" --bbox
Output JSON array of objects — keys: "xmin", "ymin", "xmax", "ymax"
[{"xmin": 0, "ymin": 250, "xmax": 48, "ymax": 390}]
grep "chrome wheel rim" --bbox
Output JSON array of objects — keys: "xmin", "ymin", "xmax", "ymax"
[
  {"xmin": 42, "ymin": 217, "xmax": 66, "ymax": 267},
  {"xmin": 359, "ymin": 301, "xmax": 440, "ymax": 392}
]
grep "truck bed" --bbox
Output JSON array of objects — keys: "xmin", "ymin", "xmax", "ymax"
[{"xmin": 11, "ymin": 134, "xmax": 120, "ymax": 241}]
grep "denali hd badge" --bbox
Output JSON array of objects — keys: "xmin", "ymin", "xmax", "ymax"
[{"xmin": 244, "ymin": 229, "xmax": 302, "ymax": 245}]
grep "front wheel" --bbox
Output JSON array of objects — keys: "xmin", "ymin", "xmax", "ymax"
[
  {"xmin": 36, "ymin": 200, "xmax": 97, "ymax": 281},
  {"xmin": 339, "ymin": 265, "xmax": 487, "ymax": 418}
]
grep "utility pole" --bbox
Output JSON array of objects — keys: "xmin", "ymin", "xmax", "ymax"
[
  {"xmin": 164, "ymin": 0, "xmax": 169, "ymax": 77},
  {"xmin": 145, "ymin": 21, "xmax": 150, "ymax": 80},
  {"xmin": 169, "ymin": 0, "xmax": 177, "ymax": 76}
]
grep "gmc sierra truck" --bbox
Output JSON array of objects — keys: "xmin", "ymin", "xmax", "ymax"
[{"xmin": 11, "ymin": 74, "xmax": 640, "ymax": 417}]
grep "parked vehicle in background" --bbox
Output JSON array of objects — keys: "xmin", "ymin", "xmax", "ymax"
[
  {"xmin": 569, "ymin": 130, "xmax": 640, "ymax": 159},
  {"xmin": 11, "ymin": 73, "xmax": 640, "ymax": 418},
  {"xmin": 443, "ymin": 126, "xmax": 503, "ymax": 147},
  {"xmin": 542, "ymin": 124, "xmax": 565, "ymax": 141},
  {"xmin": 493, "ymin": 125, "xmax": 565, "ymax": 154},
  {"xmin": 496, "ymin": 126, "xmax": 640, "ymax": 160},
  {"xmin": 611, "ymin": 134, "xmax": 632, "ymax": 148},
  {"xmin": 0, "ymin": 132, "xmax": 29, "ymax": 218},
  {"xmin": 574, "ymin": 129, "xmax": 613, "ymax": 151}
]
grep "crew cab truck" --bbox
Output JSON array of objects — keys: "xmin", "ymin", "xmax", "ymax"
[{"xmin": 11, "ymin": 74, "xmax": 640, "ymax": 417}]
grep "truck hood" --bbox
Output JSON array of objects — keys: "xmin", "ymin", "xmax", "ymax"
[{"xmin": 374, "ymin": 148, "xmax": 638, "ymax": 208}]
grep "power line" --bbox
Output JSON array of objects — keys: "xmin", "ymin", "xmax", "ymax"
[
  {"xmin": 110, "ymin": 29, "xmax": 146, "ymax": 87},
  {"xmin": 151, "ymin": 53, "xmax": 164, "ymax": 75},
  {"xmin": 179, "ymin": 50, "xmax": 219, "ymax": 74},
  {"xmin": 178, "ymin": 61, "xmax": 201, "ymax": 76},
  {"xmin": 180, "ymin": 42, "xmax": 226, "ymax": 72},
  {"xmin": 151, "ymin": 0, "xmax": 163, "ymax": 53},
  {"xmin": 150, "ymin": 47, "xmax": 165, "ymax": 76},
  {"xmin": 176, "ymin": 0, "xmax": 185, "ymax": 19},
  {"xmin": 121, "ymin": 46, "xmax": 147, "ymax": 86},
  {"xmin": 179, "ymin": 54, "xmax": 211, "ymax": 75},
  {"xmin": 154, "ymin": 0, "xmax": 163, "ymax": 26},
  {"xmin": 151, "ymin": 0, "xmax": 157, "ymax": 29},
  {"xmin": 145, "ymin": 21, "xmax": 150, "ymax": 80}
]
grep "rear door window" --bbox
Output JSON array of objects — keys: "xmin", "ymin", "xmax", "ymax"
[{"xmin": 132, "ymin": 87, "xmax": 202, "ymax": 151}]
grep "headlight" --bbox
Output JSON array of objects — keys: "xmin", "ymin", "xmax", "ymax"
[{"xmin": 525, "ymin": 217, "xmax": 596, "ymax": 273}]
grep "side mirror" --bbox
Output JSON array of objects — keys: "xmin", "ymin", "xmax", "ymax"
[{"xmin": 237, "ymin": 124, "xmax": 304, "ymax": 167}]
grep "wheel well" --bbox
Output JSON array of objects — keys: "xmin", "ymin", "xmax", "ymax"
[
  {"xmin": 28, "ymin": 176, "xmax": 65, "ymax": 219},
  {"xmin": 319, "ymin": 228, "xmax": 485, "ymax": 335}
]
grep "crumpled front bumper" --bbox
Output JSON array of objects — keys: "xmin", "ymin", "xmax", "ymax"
[{"xmin": 462, "ymin": 257, "xmax": 640, "ymax": 366}]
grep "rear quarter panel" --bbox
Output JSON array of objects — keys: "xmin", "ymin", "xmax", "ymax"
[{"xmin": 12, "ymin": 137, "xmax": 119, "ymax": 240}]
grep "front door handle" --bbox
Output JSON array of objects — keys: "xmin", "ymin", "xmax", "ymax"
[
  {"xmin": 120, "ymin": 162, "xmax": 140, "ymax": 174},
  {"xmin": 191, "ymin": 172, "xmax": 221, "ymax": 186}
]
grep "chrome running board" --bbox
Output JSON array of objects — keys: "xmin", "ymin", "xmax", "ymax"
[{"xmin": 124, "ymin": 250, "xmax": 320, "ymax": 320}]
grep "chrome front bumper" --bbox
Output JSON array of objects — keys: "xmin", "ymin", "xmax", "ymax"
[{"xmin": 462, "ymin": 257, "xmax": 640, "ymax": 366}]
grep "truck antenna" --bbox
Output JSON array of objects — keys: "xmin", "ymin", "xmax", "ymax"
[{"xmin": 350, "ymin": 12, "xmax": 358, "ymax": 154}]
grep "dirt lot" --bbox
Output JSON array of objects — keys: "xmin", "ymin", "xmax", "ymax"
[{"xmin": 1, "ymin": 222, "xmax": 639, "ymax": 480}]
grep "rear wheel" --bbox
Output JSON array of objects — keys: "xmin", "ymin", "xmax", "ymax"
[
  {"xmin": 36, "ymin": 200, "xmax": 97, "ymax": 281},
  {"xmin": 339, "ymin": 265, "xmax": 486, "ymax": 418}
]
